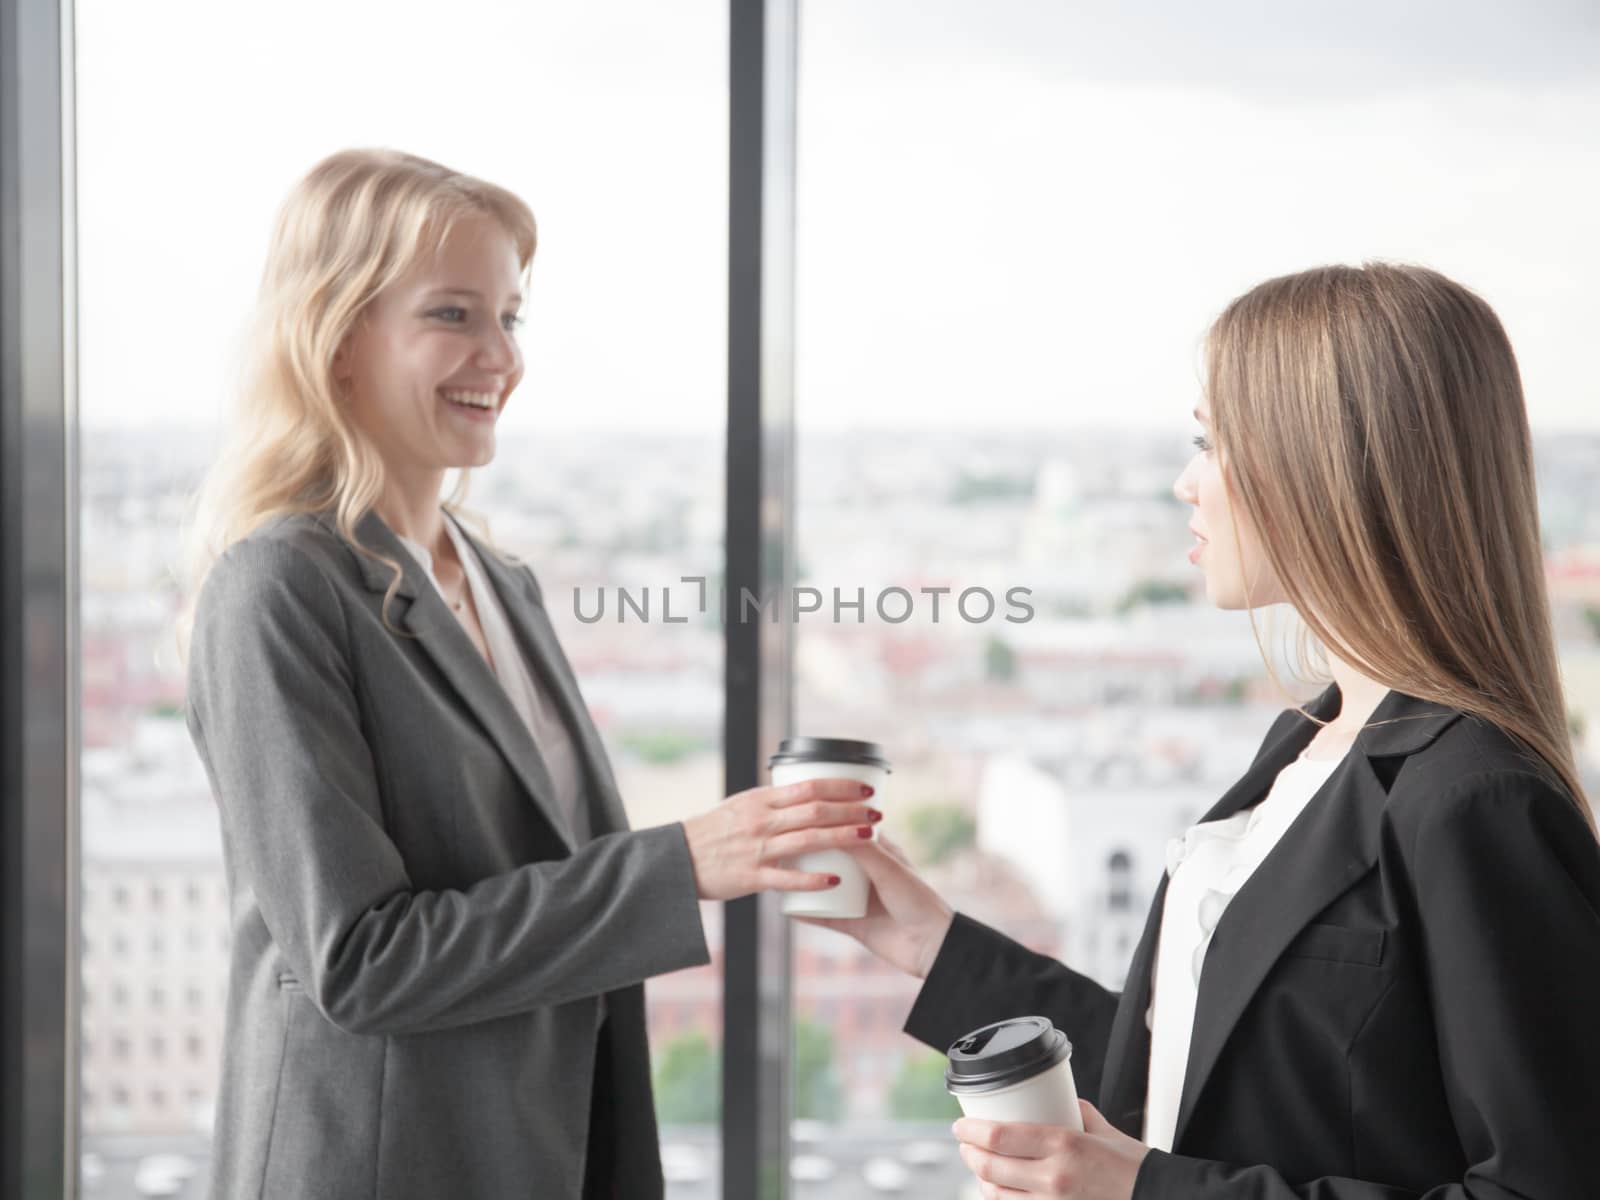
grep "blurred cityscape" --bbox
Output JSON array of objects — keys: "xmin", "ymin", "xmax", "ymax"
[{"xmin": 79, "ymin": 426, "xmax": 1600, "ymax": 1197}]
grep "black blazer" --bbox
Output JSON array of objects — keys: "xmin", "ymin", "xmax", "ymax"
[{"xmin": 906, "ymin": 685, "xmax": 1600, "ymax": 1198}]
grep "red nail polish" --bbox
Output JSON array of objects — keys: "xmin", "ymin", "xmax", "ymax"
[
  {"xmin": 868, "ymin": 809, "xmax": 883, "ymax": 822},
  {"xmin": 827, "ymin": 875, "xmax": 841, "ymax": 886},
  {"xmin": 861, "ymin": 785, "xmax": 875, "ymax": 798},
  {"xmin": 857, "ymin": 826, "xmax": 873, "ymax": 838}
]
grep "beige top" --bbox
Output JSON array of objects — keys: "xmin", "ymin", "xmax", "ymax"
[{"xmin": 395, "ymin": 512, "xmax": 593, "ymax": 846}]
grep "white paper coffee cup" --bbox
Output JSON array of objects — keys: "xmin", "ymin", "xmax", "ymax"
[
  {"xmin": 945, "ymin": 1016, "xmax": 1084, "ymax": 1130},
  {"xmin": 768, "ymin": 737, "xmax": 891, "ymax": 919}
]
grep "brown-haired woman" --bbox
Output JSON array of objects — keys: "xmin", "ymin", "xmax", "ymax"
[{"xmin": 815, "ymin": 263, "xmax": 1600, "ymax": 1199}]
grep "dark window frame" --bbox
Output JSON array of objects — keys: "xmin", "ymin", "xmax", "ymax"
[
  {"xmin": 4, "ymin": 0, "xmax": 800, "ymax": 1196},
  {"xmin": 723, "ymin": 1, "xmax": 800, "ymax": 1196},
  {"xmin": 2, "ymin": 0, "xmax": 79, "ymax": 1194}
]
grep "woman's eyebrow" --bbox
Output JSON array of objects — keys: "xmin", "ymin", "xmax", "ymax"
[{"xmin": 423, "ymin": 287, "xmax": 524, "ymax": 305}]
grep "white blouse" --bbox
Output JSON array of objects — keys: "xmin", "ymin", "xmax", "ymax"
[
  {"xmin": 1141, "ymin": 745, "xmax": 1348, "ymax": 1152},
  {"xmin": 394, "ymin": 512, "xmax": 593, "ymax": 846}
]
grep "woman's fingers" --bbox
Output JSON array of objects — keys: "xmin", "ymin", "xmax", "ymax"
[
  {"xmin": 851, "ymin": 837, "xmax": 916, "ymax": 883},
  {"xmin": 765, "ymin": 777, "xmax": 875, "ymax": 808},
  {"xmin": 875, "ymin": 830, "xmax": 914, "ymax": 866},
  {"xmin": 759, "ymin": 866, "xmax": 842, "ymax": 893},
  {"xmin": 766, "ymin": 800, "xmax": 881, "ymax": 834},
  {"xmin": 958, "ymin": 1143, "xmax": 1048, "ymax": 1193},
  {"xmin": 762, "ymin": 824, "xmax": 876, "ymax": 862}
]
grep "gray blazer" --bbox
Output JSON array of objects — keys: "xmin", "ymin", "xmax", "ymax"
[{"xmin": 184, "ymin": 507, "xmax": 711, "ymax": 1200}]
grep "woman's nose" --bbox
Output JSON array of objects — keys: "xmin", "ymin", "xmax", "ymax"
[
  {"xmin": 1173, "ymin": 461, "xmax": 1196, "ymax": 504},
  {"xmin": 475, "ymin": 325, "xmax": 519, "ymax": 371}
]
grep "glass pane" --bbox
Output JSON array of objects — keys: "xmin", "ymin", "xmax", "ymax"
[
  {"xmin": 791, "ymin": 2, "xmax": 1600, "ymax": 1196},
  {"xmin": 76, "ymin": 2, "xmax": 726, "ymax": 1196}
]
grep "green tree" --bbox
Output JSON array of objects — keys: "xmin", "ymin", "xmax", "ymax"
[
  {"xmin": 905, "ymin": 805, "xmax": 977, "ymax": 866},
  {"xmin": 888, "ymin": 1050, "xmax": 961, "ymax": 1120},
  {"xmin": 950, "ymin": 472, "xmax": 1034, "ymax": 504},
  {"xmin": 619, "ymin": 730, "xmax": 706, "ymax": 765},
  {"xmin": 652, "ymin": 1031, "xmax": 720, "ymax": 1124},
  {"xmin": 793, "ymin": 1017, "xmax": 843, "ymax": 1121},
  {"xmin": 983, "ymin": 635, "xmax": 1017, "ymax": 683},
  {"xmin": 1114, "ymin": 578, "xmax": 1189, "ymax": 614},
  {"xmin": 1584, "ymin": 605, "xmax": 1600, "ymax": 642}
]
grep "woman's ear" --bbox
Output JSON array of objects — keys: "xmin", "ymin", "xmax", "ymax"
[{"xmin": 331, "ymin": 338, "xmax": 352, "ymax": 392}]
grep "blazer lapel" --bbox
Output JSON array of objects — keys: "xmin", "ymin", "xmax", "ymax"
[
  {"xmin": 339, "ymin": 508, "xmax": 580, "ymax": 853},
  {"xmin": 1168, "ymin": 686, "xmax": 1465, "ymax": 1148},
  {"xmin": 1096, "ymin": 686, "xmax": 1341, "ymax": 1135},
  {"xmin": 1097, "ymin": 874, "xmax": 1168, "ymax": 1134},
  {"xmin": 456, "ymin": 521, "xmax": 632, "ymax": 838}
]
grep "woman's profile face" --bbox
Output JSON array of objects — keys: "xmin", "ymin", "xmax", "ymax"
[
  {"xmin": 333, "ymin": 212, "xmax": 525, "ymax": 479},
  {"xmin": 1173, "ymin": 401, "xmax": 1286, "ymax": 610}
]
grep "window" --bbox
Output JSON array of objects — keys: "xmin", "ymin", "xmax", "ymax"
[
  {"xmin": 76, "ymin": 0, "xmax": 727, "ymax": 1176},
  {"xmin": 790, "ymin": 4, "xmax": 1600, "ymax": 1192},
  {"xmin": 1108, "ymin": 849, "xmax": 1135, "ymax": 912},
  {"xmin": 8, "ymin": 3, "xmax": 1588, "ymax": 1197}
]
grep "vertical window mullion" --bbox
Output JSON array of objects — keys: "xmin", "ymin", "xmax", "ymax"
[
  {"xmin": 723, "ymin": 0, "xmax": 799, "ymax": 1196},
  {"xmin": 1, "ymin": 0, "xmax": 78, "ymax": 1195}
]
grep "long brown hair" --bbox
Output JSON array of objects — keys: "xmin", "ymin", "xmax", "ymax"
[
  {"xmin": 174, "ymin": 148, "xmax": 537, "ymax": 665},
  {"xmin": 1208, "ymin": 262, "xmax": 1595, "ymax": 836}
]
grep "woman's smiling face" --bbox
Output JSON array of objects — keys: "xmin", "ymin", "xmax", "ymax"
[
  {"xmin": 1173, "ymin": 401, "xmax": 1287, "ymax": 611},
  {"xmin": 333, "ymin": 212, "xmax": 526, "ymax": 479}
]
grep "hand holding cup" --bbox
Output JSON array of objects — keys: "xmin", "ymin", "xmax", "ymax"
[
  {"xmin": 768, "ymin": 738, "xmax": 894, "ymax": 919},
  {"xmin": 795, "ymin": 833, "xmax": 954, "ymax": 979},
  {"xmin": 680, "ymin": 777, "xmax": 881, "ymax": 902}
]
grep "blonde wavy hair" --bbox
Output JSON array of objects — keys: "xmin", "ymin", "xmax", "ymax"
[
  {"xmin": 174, "ymin": 148, "xmax": 537, "ymax": 665},
  {"xmin": 1210, "ymin": 262, "xmax": 1595, "ymax": 836}
]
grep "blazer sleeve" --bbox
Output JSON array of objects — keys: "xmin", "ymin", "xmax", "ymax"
[
  {"xmin": 185, "ymin": 536, "xmax": 711, "ymax": 1037},
  {"xmin": 1133, "ymin": 768, "xmax": 1600, "ymax": 1200},
  {"xmin": 903, "ymin": 912, "xmax": 1121, "ymax": 1106}
]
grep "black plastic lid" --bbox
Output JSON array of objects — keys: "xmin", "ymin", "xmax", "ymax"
[
  {"xmin": 768, "ymin": 736, "xmax": 892, "ymax": 772},
  {"xmin": 944, "ymin": 1016, "xmax": 1071, "ymax": 1094}
]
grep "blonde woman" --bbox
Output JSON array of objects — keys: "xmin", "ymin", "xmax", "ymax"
[
  {"xmin": 815, "ymin": 264, "xmax": 1600, "ymax": 1198},
  {"xmin": 177, "ymin": 148, "xmax": 880, "ymax": 1200}
]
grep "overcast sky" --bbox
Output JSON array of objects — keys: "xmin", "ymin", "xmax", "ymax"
[{"xmin": 76, "ymin": 0, "xmax": 1600, "ymax": 434}]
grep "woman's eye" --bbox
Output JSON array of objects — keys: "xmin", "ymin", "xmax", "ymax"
[
  {"xmin": 431, "ymin": 307, "xmax": 467, "ymax": 322},
  {"xmin": 502, "ymin": 313, "xmax": 525, "ymax": 331},
  {"xmin": 1192, "ymin": 434, "xmax": 1212, "ymax": 453}
]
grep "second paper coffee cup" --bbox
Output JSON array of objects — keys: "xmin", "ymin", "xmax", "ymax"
[
  {"xmin": 768, "ymin": 736, "xmax": 891, "ymax": 919},
  {"xmin": 945, "ymin": 1016, "xmax": 1084, "ymax": 1130}
]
